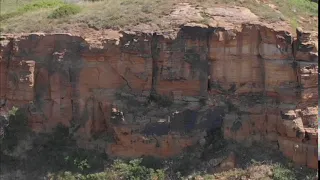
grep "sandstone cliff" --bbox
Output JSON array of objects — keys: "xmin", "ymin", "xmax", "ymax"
[{"xmin": 0, "ymin": 19, "xmax": 318, "ymax": 169}]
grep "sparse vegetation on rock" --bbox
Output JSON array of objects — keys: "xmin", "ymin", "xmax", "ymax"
[{"xmin": 0, "ymin": 0, "xmax": 318, "ymax": 32}]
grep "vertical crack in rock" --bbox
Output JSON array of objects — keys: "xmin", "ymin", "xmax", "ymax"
[
  {"xmin": 33, "ymin": 70, "xmax": 49, "ymax": 126},
  {"xmin": 68, "ymin": 37, "xmax": 88, "ymax": 135},
  {"xmin": 69, "ymin": 67, "xmax": 80, "ymax": 131},
  {"xmin": 68, "ymin": 42, "xmax": 82, "ymax": 132},
  {"xmin": 292, "ymin": 36, "xmax": 302, "ymax": 96},
  {"xmin": 6, "ymin": 38, "xmax": 14, "ymax": 69},
  {"xmin": 198, "ymin": 28, "xmax": 209, "ymax": 98},
  {"xmin": 206, "ymin": 28, "xmax": 214, "ymax": 93},
  {"xmin": 257, "ymin": 30, "xmax": 266, "ymax": 99},
  {"xmin": 69, "ymin": 72, "xmax": 82, "ymax": 135},
  {"xmin": 68, "ymin": 67, "xmax": 75, "ymax": 126},
  {"xmin": 1, "ymin": 38, "xmax": 14, "ymax": 101},
  {"xmin": 256, "ymin": 28, "xmax": 268, "ymax": 125},
  {"xmin": 150, "ymin": 33, "xmax": 160, "ymax": 96}
]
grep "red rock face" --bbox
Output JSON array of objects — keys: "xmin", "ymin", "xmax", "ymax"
[{"xmin": 0, "ymin": 25, "xmax": 317, "ymax": 169}]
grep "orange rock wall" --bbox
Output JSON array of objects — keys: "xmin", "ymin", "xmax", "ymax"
[{"xmin": 0, "ymin": 25, "xmax": 318, "ymax": 168}]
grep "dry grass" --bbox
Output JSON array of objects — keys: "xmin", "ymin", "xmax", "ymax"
[
  {"xmin": 0, "ymin": 0, "xmax": 318, "ymax": 33},
  {"xmin": 193, "ymin": 160, "xmax": 316, "ymax": 180},
  {"xmin": 0, "ymin": 0, "xmax": 32, "ymax": 14}
]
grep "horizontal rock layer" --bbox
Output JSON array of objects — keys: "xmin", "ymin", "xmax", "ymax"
[{"xmin": 0, "ymin": 25, "xmax": 318, "ymax": 169}]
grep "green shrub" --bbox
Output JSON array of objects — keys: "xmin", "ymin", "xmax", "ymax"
[
  {"xmin": 273, "ymin": 164, "xmax": 296, "ymax": 180},
  {"xmin": 64, "ymin": 157, "xmax": 91, "ymax": 171},
  {"xmin": 48, "ymin": 170, "xmax": 118, "ymax": 180},
  {"xmin": 47, "ymin": 159, "xmax": 165, "ymax": 180},
  {"xmin": 19, "ymin": 0, "xmax": 64, "ymax": 12},
  {"xmin": 48, "ymin": 4, "xmax": 81, "ymax": 19},
  {"xmin": 47, "ymin": 123, "xmax": 70, "ymax": 147},
  {"xmin": 0, "ymin": 107, "xmax": 30, "ymax": 152},
  {"xmin": 112, "ymin": 159, "xmax": 165, "ymax": 180},
  {"xmin": 0, "ymin": 0, "xmax": 64, "ymax": 21},
  {"xmin": 26, "ymin": 123, "xmax": 107, "ymax": 174}
]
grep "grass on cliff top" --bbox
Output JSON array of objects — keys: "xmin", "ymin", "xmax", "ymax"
[{"xmin": 0, "ymin": 0, "xmax": 318, "ymax": 33}]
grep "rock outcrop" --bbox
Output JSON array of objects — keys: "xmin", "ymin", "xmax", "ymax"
[{"xmin": 0, "ymin": 18, "xmax": 318, "ymax": 169}]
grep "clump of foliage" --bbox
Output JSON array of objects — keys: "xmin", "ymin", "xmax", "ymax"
[
  {"xmin": 27, "ymin": 123, "xmax": 107, "ymax": 174},
  {"xmin": 20, "ymin": 0, "xmax": 65, "ymax": 12},
  {"xmin": 273, "ymin": 164, "xmax": 296, "ymax": 180},
  {"xmin": 0, "ymin": 0, "xmax": 65, "ymax": 21},
  {"xmin": 48, "ymin": 4, "xmax": 81, "ymax": 19},
  {"xmin": 0, "ymin": 107, "xmax": 30, "ymax": 152},
  {"xmin": 48, "ymin": 171, "xmax": 117, "ymax": 180},
  {"xmin": 111, "ymin": 159, "xmax": 165, "ymax": 180},
  {"xmin": 48, "ymin": 158, "xmax": 166, "ymax": 180}
]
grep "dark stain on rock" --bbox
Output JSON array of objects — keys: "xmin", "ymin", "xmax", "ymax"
[
  {"xmin": 142, "ymin": 122, "xmax": 170, "ymax": 136},
  {"xmin": 197, "ymin": 107, "xmax": 225, "ymax": 131},
  {"xmin": 296, "ymin": 129, "xmax": 304, "ymax": 139},
  {"xmin": 170, "ymin": 109, "xmax": 198, "ymax": 133},
  {"xmin": 231, "ymin": 121, "xmax": 242, "ymax": 132}
]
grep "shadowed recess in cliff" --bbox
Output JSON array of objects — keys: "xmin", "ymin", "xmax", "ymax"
[
  {"xmin": 150, "ymin": 32, "xmax": 160, "ymax": 95},
  {"xmin": 197, "ymin": 107, "xmax": 225, "ymax": 131},
  {"xmin": 169, "ymin": 109, "xmax": 198, "ymax": 133},
  {"xmin": 141, "ymin": 109, "xmax": 199, "ymax": 136},
  {"xmin": 141, "ymin": 121, "xmax": 170, "ymax": 136}
]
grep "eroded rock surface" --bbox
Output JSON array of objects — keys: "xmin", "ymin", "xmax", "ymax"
[{"xmin": 0, "ymin": 13, "xmax": 318, "ymax": 169}]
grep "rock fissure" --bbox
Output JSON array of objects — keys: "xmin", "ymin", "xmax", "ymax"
[{"xmin": 150, "ymin": 33, "xmax": 160, "ymax": 96}]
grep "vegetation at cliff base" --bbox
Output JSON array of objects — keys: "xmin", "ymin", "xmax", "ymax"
[
  {"xmin": 1, "ymin": 120, "xmax": 318, "ymax": 179},
  {"xmin": 0, "ymin": 107, "xmax": 30, "ymax": 153}
]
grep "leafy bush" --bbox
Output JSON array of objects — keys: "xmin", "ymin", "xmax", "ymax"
[
  {"xmin": 19, "ymin": 0, "xmax": 65, "ymax": 12},
  {"xmin": 0, "ymin": 107, "xmax": 30, "ymax": 152},
  {"xmin": 273, "ymin": 164, "xmax": 296, "ymax": 180},
  {"xmin": 47, "ymin": 158, "xmax": 165, "ymax": 180},
  {"xmin": 48, "ymin": 4, "xmax": 81, "ymax": 19},
  {"xmin": 12, "ymin": 123, "xmax": 108, "ymax": 175},
  {"xmin": 112, "ymin": 159, "xmax": 163, "ymax": 180},
  {"xmin": 0, "ymin": 0, "xmax": 64, "ymax": 21},
  {"xmin": 48, "ymin": 171, "xmax": 118, "ymax": 180},
  {"xmin": 64, "ymin": 156, "xmax": 91, "ymax": 171}
]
